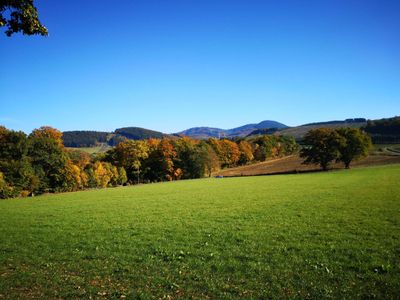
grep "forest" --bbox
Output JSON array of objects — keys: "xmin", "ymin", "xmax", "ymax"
[
  {"xmin": 0, "ymin": 126, "xmax": 298, "ymax": 199},
  {"xmin": 363, "ymin": 116, "xmax": 400, "ymax": 143}
]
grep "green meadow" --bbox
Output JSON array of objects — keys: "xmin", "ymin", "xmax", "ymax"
[{"xmin": 1, "ymin": 165, "xmax": 399, "ymax": 299}]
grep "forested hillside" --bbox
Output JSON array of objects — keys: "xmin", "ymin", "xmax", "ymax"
[
  {"xmin": 114, "ymin": 127, "xmax": 167, "ymax": 140},
  {"xmin": 62, "ymin": 131, "xmax": 109, "ymax": 147},
  {"xmin": 62, "ymin": 127, "xmax": 167, "ymax": 147},
  {"xmin": 363, "ymin": 116, "xmax": 400, "ymax": 143}
]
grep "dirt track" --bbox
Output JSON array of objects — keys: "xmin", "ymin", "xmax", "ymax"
[{"xmin": 215, "ymin": 154, "xmax": 400, "ymax": 177}]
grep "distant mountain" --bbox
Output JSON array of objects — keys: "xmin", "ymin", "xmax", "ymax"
[
  {"xmin": 176, "ymin": 127, "xmax": 226, "ymax": 139},
  {"xmin": 63, "ymin": 117, "xmax": 397, "ymax": 148},
  {"xmin": 227, "ymin": 120, "xmax": 288, "ymax": 136},
  {"xmin": 177, "ymin": 120, "xmax": 288, "ymax": 139}
]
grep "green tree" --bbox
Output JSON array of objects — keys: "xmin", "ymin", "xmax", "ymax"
[
  {"xmin": 300, "ymin": 128, "xmax": 344, "ymax": 171},
  {"xmin": 0, "ymin": 126, "xmax": 38, "ymax": 197},
  {"xmin": 1, "ymin": 0, "xmax": 47, "ymax": 36},
  {"xmin": 173, "ymin": 137, "xmax": 201, "ymax": 179},
  {"xmin": 252, "ymin": 135, "xmax": 276, "ymax": 161},
  {"xmin": 280, "ymin": 135, "xmax": 299, "ymax": 155},
  {"xmin": 0, "ymin": 171, "xmax": 14, "ymax": 198},
  {"xmin": 336, "ymin": 128, "xmax": 372, "ymax": 169}
]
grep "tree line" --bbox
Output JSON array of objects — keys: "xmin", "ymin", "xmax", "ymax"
[
  {"xmin": 0, "ymin": 126, "xmax": 298, "ymax": 199},
  {"xmin": 362, "ymin": 116, "xmax": 400, "ymax": 144}
]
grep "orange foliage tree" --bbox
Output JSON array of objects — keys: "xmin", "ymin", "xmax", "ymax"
[{"xmin": 30, "ymin": 126, "xmax": 64, "ymax": 147}]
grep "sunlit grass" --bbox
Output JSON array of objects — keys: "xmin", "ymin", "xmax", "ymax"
[{"xmin": 1, "ymin": 165, "xmax": 399, "ymax": 298}]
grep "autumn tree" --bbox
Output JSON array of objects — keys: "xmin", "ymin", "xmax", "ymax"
[
  {"xmin": 60, "ymin": 161, "xmax": 84, "ymax": 191},
  {"xmin": 1, "ymin": 0, "xmax": 48, "ymax": 36},
  {"xmin": 28, "ymin": 127, "xmax": 69, "ymax": 192},
  {"xmin": 300, "ymin": 128, "xmax": 344, "ymax": 171},
  {"xmin": 117, "ymin": 167, "xmax": 128, "ymax": 185},
  {"xmin": 252, "ymin": 135, "xmax": 281, "ymax": 160},
  {"xmin": 208, "ymin": 138, "xmax": 240, "ymax": 168},
  {"xmin": 336, "ymin": 128, "xmax": 372, "ymax": 168},
  {"xmin": 66, "ymin": 149, "xmax": 91, "ymax": 169},
  {"xmin": 30, "ymin": 126, "xmax": 63, "ymax": 147},
  {"xmin": 199, "ymin": 141, "xmax": 220, "ymax": 177},
  {"xmin": 92, "ymin": 161, "xmax": 111, "ymax": 188},
  {"xmin": 107, "ymin": 140, "xmax": 149, "ymax": 183},
  {"xmin": 143, "ymin": 139, "xmax": 178, "ymax": 182},
  {"xmin": 238, "ymin": 140, "xmax": 254, "ymax": 165}
]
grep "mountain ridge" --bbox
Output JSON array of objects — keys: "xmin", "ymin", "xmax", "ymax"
[{"xmin": 177, "ymin": 120, "xmax": 288, "ymax": 139}]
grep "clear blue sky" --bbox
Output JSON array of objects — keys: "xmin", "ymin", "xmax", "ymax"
[{"xmin": 0, "ymin": 0, "xmax": 399, "ymax": 133}]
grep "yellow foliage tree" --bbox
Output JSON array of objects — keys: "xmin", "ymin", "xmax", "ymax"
[{"xmin": 93, "ymin": 162, "xmax": 111, "ymax": 188}]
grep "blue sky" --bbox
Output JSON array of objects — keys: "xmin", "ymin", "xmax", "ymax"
[{"xmin": 0, "ymin": 0, "xmax": 399, "ymax": 133}]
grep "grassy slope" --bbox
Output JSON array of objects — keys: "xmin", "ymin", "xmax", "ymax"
[
  {"xmin": 67, "ymin": 144, "xmax": 112, "ymax": 154},
  {"xmin": 1, "ymin": 165, "xmax": 399, "ymax": 299},
  {"xmin": 275, "ymin": 122, "xmax": 366, "ymax": 140}
]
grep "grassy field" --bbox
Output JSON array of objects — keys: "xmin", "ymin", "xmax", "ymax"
[
  {"xmin": 1, "ymin": 165, "xmax": 399, "ymax": 299},
  {"xmin": 67, "ymin": 144, "xmax": 111, "ymax": 155},
  {"xmin": 373, "ymin": 144, "xmax": 400, "ymax": 155}
]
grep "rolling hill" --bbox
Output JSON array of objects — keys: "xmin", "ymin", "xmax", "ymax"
[
  {"xmin": 62, "ymin": 127, "xmax": 169, "ymax": 148},
  {"xmin": 274, "ymin": 119, "xmax": 367, "ymax": 141}
]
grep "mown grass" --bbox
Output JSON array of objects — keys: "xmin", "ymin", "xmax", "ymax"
[
  {"xmin": 373, "ymin": 144, "xmax": 400, "ymax": 155},
  {"xmin": 1, "ymin": 165, "xmax": 399, "ymax": 299}
]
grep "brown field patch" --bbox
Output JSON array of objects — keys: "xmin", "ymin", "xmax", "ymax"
[{"xmin": 215, "ymin": 154, "xmax": 400, "ymax": 177}]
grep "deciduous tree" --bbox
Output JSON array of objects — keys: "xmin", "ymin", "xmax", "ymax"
[
  {"xmin": 109, "ymin": 140, "xmax": 149, "ymax": 183},
  {"xmin": 300, "ymin": 128, "xmax": 344, "ymax": 171},
  {"xmin": 29, "ymin": 127, "xmax": 69, "ymax": 192},
  {"xmin": 144, "ymin": 139, "xmax": 177, "ymax": 182},
  {"xmin": 0, "ymin": 127, "xmax": 38, "ymax": 197},
  {"xmin": 238, "ymin": 140, "xmax": 254, "ymax": 165},
  {"xmin": 336, "ymin": 128, "xmax": 372, "ymax": 168},
  {"xmin": 208, "ymin": 139, "xmax": 240, "ymax": 168},
  {"xmin": 0, "ymin": 0, "xmax": 47, "ymax": 36},
  {"xmin": 31, "ymin": 126, "xmax": 63, "ymax": 147}
]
